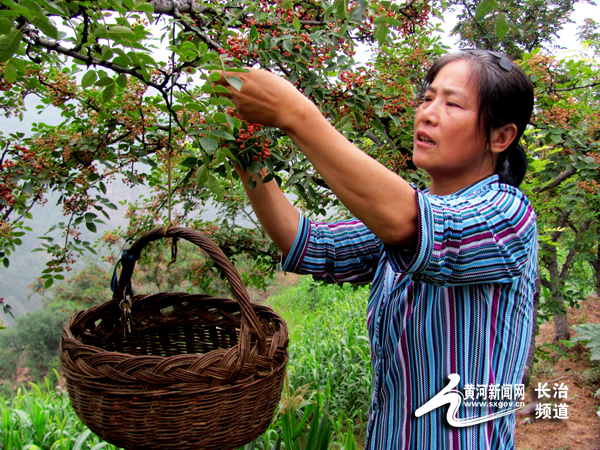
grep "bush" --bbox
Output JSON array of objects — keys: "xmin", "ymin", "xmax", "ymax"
[{"xmin": 572, "ymin": 323, "xmax": 600, "ymax": 361}]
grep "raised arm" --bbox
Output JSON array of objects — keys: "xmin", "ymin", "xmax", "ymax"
[
  {"xmin": 234, "ymin": 165, "xmax": 299, "ymax": 256},
  {"xmin": 214, "ymin": 68, "xmax": 418, "ymax": 247}
]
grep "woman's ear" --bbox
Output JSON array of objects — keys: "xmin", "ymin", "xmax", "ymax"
[{"xmin": 490, "ymin": 124, "xmax": 518, "ymax": 155}]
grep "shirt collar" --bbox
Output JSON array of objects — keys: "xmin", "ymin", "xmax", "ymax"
[{"xmin": 423, "ymin": 174, "xmax": 500, "ymax": 197}]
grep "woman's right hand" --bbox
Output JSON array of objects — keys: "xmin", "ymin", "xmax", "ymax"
[{"xmin": 212, "ymin": 68, "xmax": 316, "ymax": 133}]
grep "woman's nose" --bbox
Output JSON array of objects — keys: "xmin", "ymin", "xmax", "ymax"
[{"xmin": 418, "ymin": 100, "xmax": 440, "ymax": 126}]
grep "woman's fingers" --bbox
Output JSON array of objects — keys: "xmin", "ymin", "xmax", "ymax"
[{"xmin": 211, "ymin": 68, "xmax": 312, "ymax": 131}]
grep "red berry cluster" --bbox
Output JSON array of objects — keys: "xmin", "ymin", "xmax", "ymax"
[
  {"xmin": 227, "ymin": 110, "xmax": 273, "ymax": 163},
  {"xmin": 1, "ymin": 144, "xmax": 45, "ymax": 209}
]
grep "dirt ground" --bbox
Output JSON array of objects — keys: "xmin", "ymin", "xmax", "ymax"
[{"xmin": 515, "ymin": 296, "xmax": 600, "ymax": 450}]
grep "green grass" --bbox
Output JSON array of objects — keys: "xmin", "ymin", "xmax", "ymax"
[
  {"xmin": 1, "ymin": 371, "xmax": 119, "ymax": 450},
  {"xmin": 0, "ymin": 276, "xmax": 373, "ymax": 450},
  {"xmin": 269, "ymin": 277, "xmax": 372, "ymax": 428}
]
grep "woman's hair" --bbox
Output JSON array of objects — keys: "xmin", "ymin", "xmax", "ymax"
[{"xmin": 422, "ymin": 50, "xmax": 534, "ymax": 187}]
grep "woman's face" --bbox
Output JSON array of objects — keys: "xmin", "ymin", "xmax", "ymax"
[{"xmin": 412, "ymin": 60, "xmax": 493, "ymax": 195}]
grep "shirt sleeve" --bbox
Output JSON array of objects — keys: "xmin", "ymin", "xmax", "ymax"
[
  {"xmin": 384, "ymin": 184, "xmax": 537, "ymax": 286},
  {"xmin": 281, "ymin": 214, "xmax": 382, "ymax": 284}
]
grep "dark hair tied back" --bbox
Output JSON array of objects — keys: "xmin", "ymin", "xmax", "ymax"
[
  {"xmin": 424, "ymin": 50, "xmax": 535, "ymax": 187},
  {"xmin": 495, "ymin": 143, "xmax": 528, "ymax": 187}
]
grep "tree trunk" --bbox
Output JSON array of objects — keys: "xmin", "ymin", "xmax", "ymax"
[
  {"xmin": 591, "ymin": 258, "xmax": 600, "ymax": 297},
  {"xmin": 522, "ymin": 276, "xmax": 540, "ymax": 388},
  {"xmin": 553, "ymin": 307, "xmax": 571, "ymax": 341},
  {"xmin": 592, "ymin": 224, "xmax": 600, "ymax": 297}
]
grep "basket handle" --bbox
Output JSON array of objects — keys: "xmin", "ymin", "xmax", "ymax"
[{"xmin": 112, "ymin": 226, "xmax": 267, "ymax": 358}]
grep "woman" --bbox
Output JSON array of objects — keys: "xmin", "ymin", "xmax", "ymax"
[{"xmin": 215, "ymin": 50, "xmax": 537, "ymax": 449}]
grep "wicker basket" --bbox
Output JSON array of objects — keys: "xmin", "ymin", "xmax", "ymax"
[{"xmin": 59, "ymin": 226, "xmax": 288, "ymax": 450}]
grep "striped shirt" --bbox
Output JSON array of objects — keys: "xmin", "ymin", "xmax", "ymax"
[{"xmin": 282, "ymin": 175, "xmax": 538, "ymax": 450}]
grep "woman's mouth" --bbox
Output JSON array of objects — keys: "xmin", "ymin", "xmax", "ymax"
[{"xmin": 416, "ymin": 132, "xmax": 435, "ymax": 145}]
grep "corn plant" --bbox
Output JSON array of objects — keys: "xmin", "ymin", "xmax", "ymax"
[
  {"xmin": 0, "ymin": 371, "xmax": 119, "ymax": 450},
  {"xmin": 266, "ymin": 277, "xmax": 372, "ymax": 446}
]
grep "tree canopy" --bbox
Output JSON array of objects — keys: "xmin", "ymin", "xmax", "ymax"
[{"xmin": 0, "ymin": 0, "xmax": 599, "ymax": 344}]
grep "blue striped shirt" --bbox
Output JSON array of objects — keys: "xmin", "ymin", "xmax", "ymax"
[{"xmin": 282, "ymin": 175, "xmax": 538, "ymax": 449}]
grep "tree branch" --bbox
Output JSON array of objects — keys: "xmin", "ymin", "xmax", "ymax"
[
  {"xmin": 149, "ymin": 0, "xmax": 214, "ymax": 15},
  {"xmin": 559, "ymin": 218, "xmax": 592, "ymax": 280},
  {"xmin": 533, "ymin": 165, "xmax": 576, "ymax": 193},
  {"xmin": 22, "ymin": 27, "xmax": 165, "ymax": 92},
  {"xmin": 71, "ymin": 6, "xmax": 90, "ymax": 53},
  {"xmin": 548, "ymin": 81, "xmax": 600, "ymax": 93},
  {"xmin": 0, "ymin": 141, "xmax": 10, "ymax": 169},
  {"xmin": 551, "ymin": 208, "xmax": 571, "ymax": 243},
  {"xmin": 540, "ymin": 277, "xmax": 552, "ymax": 291}
]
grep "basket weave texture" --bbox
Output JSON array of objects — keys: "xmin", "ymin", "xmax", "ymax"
[{"xmin": 59, "ymin": 227, "xmax": 289, "ymax": 450}]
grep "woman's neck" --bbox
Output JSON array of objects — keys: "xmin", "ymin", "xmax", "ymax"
[{"xmin": 429, "ymin": 170, "xmax": 495, "ymax": 196}]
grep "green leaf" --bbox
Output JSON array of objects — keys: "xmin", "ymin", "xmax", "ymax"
[
  {"xmin": 99, "ymin": 46, "xmax": 113, "ymax": 62},
  {"xmin": 250, "ymin": 24, "xmax": 259, "ymax": 43},
  {"xmin": 4, "ymin": 58, "xmax": 17, "ymax": 83},
  {"xmin": 293, "ymin": 16, "xmax": 301, "ymax": 33},
  {"xmin": 116, "ymin": 73, "xmax": 128, "ymax": 88},
  {"xmin": 211, "ymin": 129, "xmax": 235, "ymax": 140},
  {"xmin": 475, "ymin": 0, "xmax": 498, "ymax": 19},
  {"xmin": 135, "ymin": 2, "xmax": 154, "ymax": 13},
  {"xmin": 213, "ymin": 85, "xmax": 231, "ymax": 94},
  {"xmin": 103, "ymin": 83, "xmax": 116, "ymax": 102},
  {"xmin": 95, "ymin": 76, "xmax": 114, "ymax": 87},
  {"xmin": 81, "ymin": 70, "xmax": 97, "ymax": 88},
  {"xmin": 107, "ymin": 0, "xmax": 124, "ymax": 13},
  {"xmin": 93, "ymin": 26, "xmax": 109, "ymax": 39},
  {"xmin": 207, "ymin": 174, "xmax": 222, "ymax": 200},
  {"xmin": 0, "ymin": 17, "xmax": 11, "ymax": 34},
  {"xmin": 0, "ymin": 27, "xmax": 22, "ymax": 63},
  {"xmin": 44, "ymin": 277, "xmax": 53, "ymax": 288},
  {"xmin": 2, "ymin": 257, "xmax": 8, "ymax": 268},
  {"xmin": 1, "ymin": 0, "xmax": 59, "ymax": 39},
  {"xmin": 90, "ymin": 443, "xmax": 111, "ymax": 450},
  {"xmin": 374, "ymin": 24, "xmax": 388, "ymax": 45},
  {"xmin": 108, "ymin": 25, "xmax": 135, "ymax": 39},
  {"xmin": 85, "ymin": 221, "xmax": 97, "ymax": 233},
  {"xmin": 351, "ymin": 0, "xmax": 367, "ymax": 21},
  {"xmin": 199, "ymin": 137, "xmax": 218, "ymax": 152},
  {"xmin": 213, "ymin": 112, "xmax": 228, "ymax": 124},
  {"xmin": 181, "ymin": 156, "xmax": 197, "ymax": 168},
  {"xmin": 208, "ymin": 70, "xmax": 221, "ymax": 82},
  {"xmin": 494, "ymin": 14, "xmax": 509, "ymax": 39},
  {"xmin": 37, "ymin": 0, "xmax": 68, "ymax": 16},
  {"xmin": 29, "ymin": 13, "xmax": 58, "ymax": 40},
  {"xmin": 72, "ymin": 429, "xmax": 92, "ymax": 450},
  {"xmin": 226, "ymin": 76, "xmax": 243, "ymax": 92},
  {"xmin": 196, "ymin": 164, "xmax": 208, "ymax": 185}
]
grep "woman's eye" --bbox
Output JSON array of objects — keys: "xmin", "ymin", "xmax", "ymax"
[{"xmin": 447, "ymin": 102, "xmax": 458, "ymax": 107}]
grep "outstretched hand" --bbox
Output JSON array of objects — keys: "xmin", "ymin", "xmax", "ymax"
[{"xmin": 212, "ymin": 68, "xmax": 315, "ymax": 132}]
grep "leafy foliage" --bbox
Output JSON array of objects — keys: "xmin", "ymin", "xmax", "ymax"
[
  {"xmin": 448, "ymin": 0, "xmax": 584, "ymax": 59},
  {"xmin": 572, "ymin": 323, "xmax": 600, "ymax": 361},
  {"xmin": 0, "ymin": 0, "xmax": 436, "ymax": 296}
]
